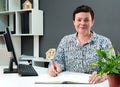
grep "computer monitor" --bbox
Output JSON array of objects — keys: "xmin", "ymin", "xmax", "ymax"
[{"xmin": 3, "ymin": 27, "xmax": 18, "ymax": 73}]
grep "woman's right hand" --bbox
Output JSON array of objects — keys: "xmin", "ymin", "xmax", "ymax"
[{"xmin": 48, "ymin": 61, "xmax": 62, "ymax": 77}]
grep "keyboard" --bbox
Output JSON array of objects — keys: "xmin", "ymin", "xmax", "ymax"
[{"xmin": 18, "ymin": 64, "xmax": 38, "ymax": 76}]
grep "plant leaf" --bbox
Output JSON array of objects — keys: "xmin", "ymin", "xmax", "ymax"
[{"xmin": 96, "ymin": 49, "xmax": 107, "ymax": 59}]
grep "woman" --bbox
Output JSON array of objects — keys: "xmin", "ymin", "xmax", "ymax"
[{"xmin": 48, "ymin": 5, "xmax": 115, "ymax": 84}]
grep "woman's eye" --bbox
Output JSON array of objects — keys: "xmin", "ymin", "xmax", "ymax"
[
  {"xmin": 84, "ymin": 19, "xmax": 89, "ymax": 22},
  {"xmin": 78, "ymin": 19, "xmax": 81, "ymax": 22}
]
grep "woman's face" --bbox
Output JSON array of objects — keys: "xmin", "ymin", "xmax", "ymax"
[{"xmin": 73, "ymin": 12, "xmax": 94, "ymax": 35}]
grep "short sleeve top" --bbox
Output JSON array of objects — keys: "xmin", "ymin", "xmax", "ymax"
[{"xmin": 50, "ymin": 31, "xmax": 115, "ymax": 74}]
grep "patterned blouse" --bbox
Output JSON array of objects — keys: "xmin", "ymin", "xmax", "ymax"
[{"xmin": 51, "ymin": 31, "xmax": 115, "ymax": 74}]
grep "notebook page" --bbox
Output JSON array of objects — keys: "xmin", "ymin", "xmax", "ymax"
[{"xmin": 35, "ymin": 71, "xmax": 91, "ymax": 84}]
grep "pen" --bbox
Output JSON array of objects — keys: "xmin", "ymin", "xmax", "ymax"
[{"xmin": 52, "ymin": 60, "xmax": 58, "ymax": 74}]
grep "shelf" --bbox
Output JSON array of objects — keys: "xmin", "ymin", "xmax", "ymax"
[
  {"xmin": 33, "ymin": 57, "xmax": 50, "ymax": 62},
  {"xmin": 13, "ymin": 34, "xmax": 42, "ymax": 36},
  {"xmin": 0, "ymin": 9, "xmax": 42, "ymax": 14},
  {"xmin": 0, "ymin": 9, "xmax": 43, "ymax": 35},
  {"xmin": 32, "ymin": 57, "xmax": 50, "ymax": 67},
  {"xmin": 0, "ymin": 11, "xmax": 15, "ymax": 14},
  {"xmin": 19, "ymin": 56, "xmax": 50, "ymax": 67}
]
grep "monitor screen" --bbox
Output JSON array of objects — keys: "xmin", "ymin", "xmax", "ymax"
[{"xmin": 3, "ymin": 27, "xmax": 18, "ymax": 73}]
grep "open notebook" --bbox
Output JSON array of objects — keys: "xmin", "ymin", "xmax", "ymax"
[{"xmin": 35, "ymin": 71, "xmax": 91, "ymax": 84}]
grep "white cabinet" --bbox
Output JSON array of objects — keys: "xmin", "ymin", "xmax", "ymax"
[
  {"xmin": 0, "ymin": 9, "xmax": 43, "ymax": 35},
  {"xmin": 0, "ymin": 0, "xmax": 43, "ymax": 63},
  {"xmin": 15, "ymin": 9, "xmax": 43, "ymax": 35}
]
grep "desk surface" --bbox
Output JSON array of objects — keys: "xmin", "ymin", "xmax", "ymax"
[{"xmin": 0, "ymin": 66, "xmax": 109, "ymax": 87}]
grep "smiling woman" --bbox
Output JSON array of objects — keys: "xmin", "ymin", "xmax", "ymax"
[{"xmin": 48, "ymin": 5, "xmax": 115, "ymax": 84}]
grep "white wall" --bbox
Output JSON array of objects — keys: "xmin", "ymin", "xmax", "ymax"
[
  {"xmin": 0, "ymin": 36, "xmax": 20, "ymax": 66},
  {"xmin": 0, "ymin": 37, "xmax": 9, "ymax": 65},
  {"xmin": 0, "ymin": 48, "xmax": 11, "ymax": 66}
]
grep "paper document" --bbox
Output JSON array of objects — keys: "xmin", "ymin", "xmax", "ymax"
[{"xmin": 35, "ymin": 71, "xmax": 91, "ymax": 84}]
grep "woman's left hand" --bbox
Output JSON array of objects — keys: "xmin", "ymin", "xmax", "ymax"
[{"xmin": 89, "ymin": 71, "xmax": 107, "ymax": 84}]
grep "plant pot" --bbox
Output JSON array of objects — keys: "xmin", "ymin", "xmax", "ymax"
[{"xmin": 107, "ymin": 75, "xmax": 120, "ymax": 87}]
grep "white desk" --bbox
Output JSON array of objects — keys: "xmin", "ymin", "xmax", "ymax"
[{"xmin": 0, "ymin": 66, "xmax": 109, "ymax": 87}]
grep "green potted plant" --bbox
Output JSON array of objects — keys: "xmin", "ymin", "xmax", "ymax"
[{"xmin": 90, "ymin": 47, "xmax": 120, "ymax": 87}]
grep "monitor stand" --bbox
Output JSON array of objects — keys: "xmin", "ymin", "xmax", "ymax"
[{"xmin": 4, "ymin": 58, "xmax": 18, "ymax": 73}]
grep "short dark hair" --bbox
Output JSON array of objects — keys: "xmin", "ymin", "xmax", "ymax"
[{"xmin": 73, "ymin": 5, "xmax": 94, "ymax": 21}]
